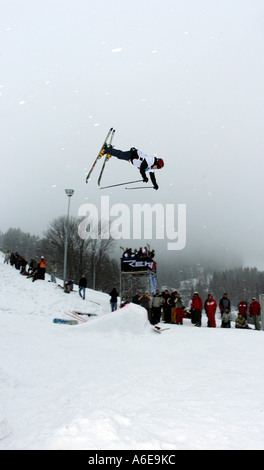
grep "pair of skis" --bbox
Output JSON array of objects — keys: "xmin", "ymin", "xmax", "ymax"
[
  {"xmin": 85, "ymin": 128, "xmax": 152, "ymax": 189},
  {"xmin": 85, "ymin": 127, "xmax": 115, "ymax": 186},
  {"xmin": 65, "ymin": 310, "xmax": 97, "ymax": 323},
  {"xmin": 53, "ymin": 310, "xmax": 98, "ymax": 325}
]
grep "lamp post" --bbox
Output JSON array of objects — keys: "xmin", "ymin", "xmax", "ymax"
[{"xmin": 63, "ymin": 189, "xmax": 74, "ymax": 288}]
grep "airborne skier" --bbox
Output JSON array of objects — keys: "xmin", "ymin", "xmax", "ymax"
[
  {"xmin": 102, "ymin": 145, "xmax": 164, "ymax": 190},
  {"xmin": 85, "ymin": 128, "xmax": 165, "ymax": 189}
]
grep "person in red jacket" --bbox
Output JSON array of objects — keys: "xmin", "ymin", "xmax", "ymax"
[
  {"xmin": 204, "ymin": 294, "xmax": 217, "ymax": 328},
  {"xmin": 190, "ymin": 292, "xmax": 203, "ymax": 327},
  {"xmin": 249, "ymin": 297, "xmax": 261, "ymax": 330},
  {"xmin": 238, "ymin": 298, "xmax": 248, "ymax": 318}
]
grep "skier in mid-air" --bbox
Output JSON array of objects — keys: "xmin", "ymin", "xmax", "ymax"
[{"xmin": 102, "ymin": 145, "xmax": 164, "ymax": 190}]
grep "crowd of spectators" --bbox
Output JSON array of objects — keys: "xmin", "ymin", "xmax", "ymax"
[
  {"xmin": 4, "ymin": 249, "xmax": 262, "ymax": 330},
  {"xmin": 4, "ymin": 250, "xmax": 49, "ymax": 281},
  {"xmin": 130, "ymin": 288, "xmax": 262, "ymax": 330},
  {"xmin": 122, "ymin": 246, "xmax": 155, "ymax": 260}
]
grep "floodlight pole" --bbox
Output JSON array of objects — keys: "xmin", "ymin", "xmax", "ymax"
[{"xmin": 63, "ymin": 189, "xmax": 74, "ymax": 288}]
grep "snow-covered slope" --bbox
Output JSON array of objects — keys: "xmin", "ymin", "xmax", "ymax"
[{"xmin": 0, "ymin": 254, "xmax": 264, "ymax": 450}]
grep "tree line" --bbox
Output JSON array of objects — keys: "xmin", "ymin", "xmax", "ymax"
[{"xmin": 158, "ymin": 263, "xmax": 264, "ymax": 308}]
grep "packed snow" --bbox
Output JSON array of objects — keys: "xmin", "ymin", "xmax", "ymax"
[{"xmin": 0, "ymin": 253, "xmax": 264, "ymax": 450}]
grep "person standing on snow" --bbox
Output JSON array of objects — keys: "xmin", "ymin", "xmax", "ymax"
[
  {"xmin": 4, "ymin": 250, "xmax": 11, "ymax": 264},
  {"xmin": 79, "ymin": 274, "xmax": 87, "ymax": 300},
  {"xmin": 204, "ymin": 293, "xmax": 217, "ymax": 328},
  {"xmin": 190, "ymin": 292, "xmax": 203, "ymax": 327},
  {"xmin": 109, "ymin": 287, "xmax": 119, "ymax": 311},
  {"xmin": 175, "ymin": 293, "xmax": 184, "ymax": 325},
  {"xmin": 38, "ymin": 256, "xmax": 46, "ymax": 280},
  {"xmin": 151, "ymin": 289, "xmax": 163, "ymax": 325},
  {"xmin": 162, "ymin": 289, "xmax": 172, "ymax": 323},
  {"xmin": 102, "ymin": 145, "xmax": 164, "ymax": 190},
  {"xmin": 139, "ymin": 292, "xmax": 151, "ymax": 319},
  {"xmin": 249, "ymin": 297, "xmax": 261, "ymax": 330},
  {"xmin": 238, "ymin": 298, "xmax": 248, "ymax": 318},
  {"xmin": 219, "ymin": 293, "xmax": 231, "ymax": 318},
  {"xmin": 50, "ymin": 260, "xmax": 57, "ymax": 283}
]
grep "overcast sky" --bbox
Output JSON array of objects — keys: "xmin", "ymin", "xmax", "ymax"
[{"xmin": 1, "ymin": 0, "xmax": 264, "ymax": 269}]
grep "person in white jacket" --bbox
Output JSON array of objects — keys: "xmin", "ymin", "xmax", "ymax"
[
  {"xmin": 4, "ymin": 250, "xmax": 11, "ymax": 264},
  {"xmin": 102, "ymin": 145, "xmax": 164, "ymax": 190}
]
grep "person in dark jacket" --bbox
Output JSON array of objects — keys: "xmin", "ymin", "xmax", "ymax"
[
  {"xmin": 162, "ymin": 290, "xmax": 172, "ymax": 323},
  {"xmin": 38, "ymin": 256, "xmax": 47, "ymax": 280},
  {"xmin": 79, "ymin": 274, "xmax": 87, "ymax": 300},
  {"xmin": 132, "ymin": 291, "xmax": 140, "ymax": 305},
  {"xmin": 151, "ymin": 289, "xmax": 163, "ymax": 324},
  {"xmin": 109, "ymin": 288, "xmax": 119, "ymax": 311},
  {"xmin": 19, "ymin": 256, "xmax": 28, "ymax": 275},
  {"xmin": 219, "ymin": 293, "xmax": 231, "ymax": 318}
]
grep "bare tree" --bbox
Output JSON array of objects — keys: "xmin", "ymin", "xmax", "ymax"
[{"xmin": 41, "ymin": 215, "xmax": 118, "ymax": 290}]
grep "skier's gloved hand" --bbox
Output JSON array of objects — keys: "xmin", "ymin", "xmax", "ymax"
[
  {"xmin": 143, "ymin": 176, "xmax": 148, "ymax": 183},
  {"xmin": 153, "ymin": 183, "xmax": 159, "ymax": 190}
]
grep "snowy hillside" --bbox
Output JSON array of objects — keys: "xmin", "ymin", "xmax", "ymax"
[{"xmin": 0, "ymin": 254, "xmax": 264, "ymax": 450}]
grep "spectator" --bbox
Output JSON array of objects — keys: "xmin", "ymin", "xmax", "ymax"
[
  {"xmin": 132, "ymin": 291, "xmax": 140, "ymax": 305},
  {"xmin": 139, "ymin": 292, "xmax": 151, "ymax": 318},
  {"xmin": 249, "ymin": 297, "xmax": 261, "ymax": 330},
  {"xmin": 50, "ymin": 260, "xmax": 57, "ymax": 283},
  {"xmin": 79, "ymin": 274, "xmax": 87, "ymax": 300},
  {"xmin": 131, "ymin": 249, "xmax": 138, "ymax": 259},
  {"xmin": 109, "ymin": 287, "xmax": 119, "ymax": 311},
  {"xmin": 38, "ymin": 256, "xmax": 46, "ymax": 280},
  {"xmin": 19, "ymin": 256, "xmax": 28, "ymax": 275},
  {"xmin": 235, "ymin": 313, "xmax": 250, "ymax": 329},
  {"xmin": 149, "ymin": 249, "xmax": 155, "ymax": 259},
  {"xmin": 170, "ymin": 291, "xmax": 177, "ymax": 323},
  {"xmin": 10, "ymin": 252, "xmax": 15, "ymax": 266},
  {"xmin": 14, "ymin": 252, "xmax": 20, "ymax": 270},
  {"xmin": 162, "ymin": 289, "xmax": 171, "ymax": 323},
  {"xmin": 151, "ymin": 289, "xmax": 163, "ymax": 324},
  {"xmin": 123, "ymin": 247, "xmax": 132, "ymax": 258},
  {"xmin": 204, "ymin": 294, "xmax": 217, "ymax": 328},
  {"xmin": 219, "ymin": 293, "xmax": 231, "ymax": 318},
  {"xmin": 142, "ymin": 247, "xmax": 148, "ymax": 257},
  {"xmin": 28, "ymin": 259, "xmax": 38, "ymax": 278},
  {"xmin": 175, "ymin": 293, "xmax": 184, "ymax": 325},
  {"xmin": 64, "ymin": 278, "xmax": 74, "ymax": 294},
  {"xmin": 238, "ymin": 298, "xmax": 248, "ymax": 318},
  {"xmin": 4, "ymin": 250, "xmax": 11, "ymax": 264},
  {"xmin": 190, "ymin": 292, "xmax": 203, "ymax": 327},
  {"xmin": 221, "ymin": 307, "xmax": 232, "ymax": 328}
]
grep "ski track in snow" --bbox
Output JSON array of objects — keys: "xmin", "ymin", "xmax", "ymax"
[{"xmin": 0, "ymin": 253, "xmax": 264, "ymax": 450}]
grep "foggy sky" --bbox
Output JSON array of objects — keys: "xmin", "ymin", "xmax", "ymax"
[{"xmin": 1, "ymin": 0, "xmax": 264, "ymax": 269}]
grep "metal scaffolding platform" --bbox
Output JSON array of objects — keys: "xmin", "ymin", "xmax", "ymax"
[{"xmin": 120, "ymin": 257, "xmax": 157, "ymax": 305}]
